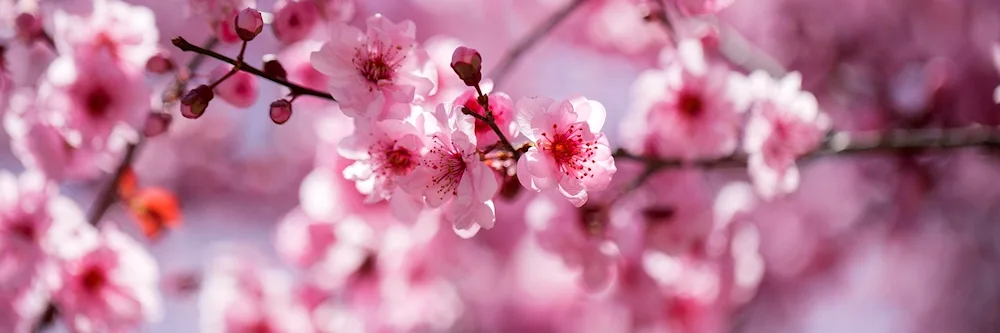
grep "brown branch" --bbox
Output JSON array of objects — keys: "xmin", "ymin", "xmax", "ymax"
[
  {"xmin": 613, "ymin": 126, "xmax": 1000, "ymax": 172},
  {"xmin": 488, "ymin": 0, "xmax": 587, "ymax": 88},
  {"xmin": 171, "ymin": 36, "xmax": 335, "ymax": 101}
]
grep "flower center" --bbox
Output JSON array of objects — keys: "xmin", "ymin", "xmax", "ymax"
[
  {"xmin": 372, "ymin": 141, "xmax": 418, "ymax": 177},
  {"xmin": 677, "ymin": 91, "xmax": 703, "ymax": 118},
  {"xmin": 541, "ymin": 123, "xmax": 596, "ymax": 179},
  {"xmin": 81, "ymin": 266, "xmax": 106, "ymax": 293},
  {"xmin": 424, "ymin": 140, "xmax": 468, "ymax": 198},
  {"xmin": 354, "ymin": 40, "xmax": 404, "ymax": 85},
  {"xmin": 86, "ymin": 88, "xmax": 113, "ymax": 117}
]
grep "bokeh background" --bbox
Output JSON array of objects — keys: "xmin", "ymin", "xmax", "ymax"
[{"xmin": 3, "ymin": 0, "xmax": 1000, "ymax": 332}]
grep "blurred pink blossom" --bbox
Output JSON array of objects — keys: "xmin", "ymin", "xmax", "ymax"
[
  {"xmin": 623, "ymin": 39, "xmax": 745, "ymax": 160},
  {"xmin": 209, "ymin": 64, "xmax": 259, "ymax": 108},
  {"xmin": 272, "ymin": 0, "xmax": 321, "ymax": 45},
  {"xmin": 51, "ymin": 225, "xmax": 162, "ymax": 333},
  {"xmin": 740, "ymin": 71, "xmax": 831, "ymax": 199},
  {"xmin": 454, "ymin": 89, "xmax": 518, "ymax": 150},
  {"xmin": 52, "ymin": 0, "xmax": 159, "ymax": 70}
]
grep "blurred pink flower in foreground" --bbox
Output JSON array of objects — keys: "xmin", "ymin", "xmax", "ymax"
[
  {"xmin": 52, "ymin": 225, "xmax": 162, "ymax": 333},
  {"xmin": 516, "ymin": 96, "xmax": 615, "ymax": 207},
  {"xmin": 740, "ymin": 71, "xmax": 830, "ymax": 199},
  {"xmin": 401, "ymin": 104, "xmax": 499, "ymax": 238},
  {"xmin": 623, "ymin": 39, "xmax": 745, "ymax": 160},
  {"xmin": 37, "ymin": 50, "xmax": 148, "ymax": 147},
  {"xmin": 4, "ymin": 90, "xmax": 106, "ymax": 181},
  {"xmin": 52, "ymin": 0, "xmax": 159, "ymax": 70},
  {"xmin": 311, "ymin": 14, "xmax": 435, "ymax": 120}
]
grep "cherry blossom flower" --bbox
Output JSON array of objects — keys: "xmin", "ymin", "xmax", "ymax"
[
  {"xmin": 454, "ymin": 89, "xmax": 517, "ymax": 150},
  {"xmin": 740, "ymin": 71, "xmax": 831, "ymax": 199},
  {"xmin": 52, "ymin": 0, "xmax": 159, "ymax": 70},
  {"xmin": 272, "ymin": 0, "xmax": 321, "ymax": 45},
  {"xmin": 311, "ymin": 14, "xmax": 436, "ymax": 120},
  {"xmin": 37, "ymin": 50, "xmax": 149, "ymax": 146},
  {"xmin": 274, "ymin": 208, "xmax": 375, "ymax": 279},
  {"xmin": 526, "ymin": 193, "xmax": 621, "ymax": 291},
  {"xmin": 515, "ymin": 96, "xmax": 616, "ymax": 207},
  {"xmin": 622, "ymin": 39, "xmax": 744, "ymax": 160},
  {"xmin": 0, "ymin": 170, "xmax": 87, "ymax": 304},
  {"xmin": 399, "ymin": 104, "xmax": 499, "ymax": 238},
  {"xmin": 4, "ymin": 89, "xmax": 105, "ymax": 181},
  {"xmin": 338, "ymin": 118, "xmax": 426, "ymax": 204},
  {"xmin": 209, "ymin": 64, "xmax": 259, "ymax": 108},
  {"xmin": 199, "ymin": 248, "xmax": 313, "ymax": 333},
  {"xmin": 51, "ymin": 225, "xmax": 162, "ymax": 333}
]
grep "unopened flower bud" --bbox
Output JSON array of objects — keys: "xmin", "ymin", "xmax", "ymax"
[
  {"xmin": 269, "ymin": 99, "xmax": 293, "ymax": 124},
  {"xmin": 262, "ymin": 55, "xmax": 288, "ymax": 81},
  {"xmin": 143, "ymin": 112, "xmax": 173, "ymax": 137},
  {"xmin": 14, "ymin": 13, "xmax": 43, "ymax": 42},
  {"xmin": 145, "ymin": 52, "xmax": 175, "ymax": 74},
  {"xmin": 180, "ymin": 85, "xmax": 214, "ymax": 119},
  {"xmin": 450, "ymin": 46, "xmax": 482, "ymax": 87},
  {"xmin": 235, "ymin": 8, "xmax": 264, "ymax": 42}
]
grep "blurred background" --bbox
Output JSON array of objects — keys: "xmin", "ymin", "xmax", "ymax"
[{"xmin": 3, "ymin": 0, "xmax": 1000, "ymax": 332}]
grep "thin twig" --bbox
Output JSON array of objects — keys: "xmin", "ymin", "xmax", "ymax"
[
  {"xmin": 613, "ymin": 126, "xmax": 1000, "ymax": 171},
  {"xmin": 171, "ymin": 36, "xmax": 335, "ymax": 101},
  {"xmin": 489, "ymin": 0, "xmax": 587, "ymax": 88}
]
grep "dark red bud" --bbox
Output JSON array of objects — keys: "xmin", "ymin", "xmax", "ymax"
[{"xmin": 180, "ymin": 85, "xmax": 214, "ymax": 119}]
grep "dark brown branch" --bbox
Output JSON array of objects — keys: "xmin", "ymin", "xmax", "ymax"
[
  {"xmin": 489, "ymin": 0, "xmax": 586, "ymax": 88},
  {"xmin": 171, "ymin": 36, "xmax": 335, "ymax": 101},
  {"xmin": 613, "ymin": 126, "xmax": 1000, "ymax": 171}
]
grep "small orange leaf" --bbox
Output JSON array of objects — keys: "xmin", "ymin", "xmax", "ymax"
[
  {"xmin": 117, "ymin": 167, "xmax": 138, "ymax": 200},
  {"xmin": 128, "ymin": 187, "xmax": 182, "ymax": 240}
]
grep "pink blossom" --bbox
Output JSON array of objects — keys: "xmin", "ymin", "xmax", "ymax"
[
  {"xmin": 526, "ymin": 194, "xmax": 621, "ymax": 291},
  {"xmin": 338, "ymin": 118, "xmax": 426, "ymax": 203},
  {"xmin": 52, "ymin": 0, "xmax": 159, "ymax": 70},
  {"xmin": 52, "ymin": 225, "xmax": 162, "ymax": 333},
  {"xmin": 4, "ymin": 90, "xmax": 105, "ymax": 181},
  {"xmin": 272, "ymin": 0, "xmax": 321, "ymax": 45},
  {"xmin": 400, "ymin": 104, "xmax": 499, "ymax": 238},
  {"xmin": 209, "ymin": 64, "xmax": 259, "ymax": 108},
  {"xmin": 198, "ymin": 248, "xmax": 313, "ymax": 333},
  {"xmin": 37, "ymin": 51, "xmax": 149, "ymax": 145},
  {"xmin": 740, "ymin": 71, "xmax": 831, "ymax": 199},
  {"xmin": 311, "ymin": 14, "xmax": 436, "ymax": 120},
  {"xmin": 515, "ymin": 96, "xmax": 616, "ymax": 207},
  {"xmin": 454, "ymin": 89, "xmax": 517, "ymax": 150},
  {"xmin": 622, "ymin": 39, "xmax": 744, "ymax": 160},
  {"xmin": 315, "ymin": 0, "xmax": 356, "ymax": 23},
  {"xmin": 0, "ymin": 170, "xmax": 86, "ymax": 300}
]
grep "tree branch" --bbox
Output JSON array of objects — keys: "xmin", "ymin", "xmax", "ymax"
[
  {"xmin": 613, "ymin": 126, "xmax": 1000, "ymax": 172},
  {"xmin": 489, "ymin": 0, "xmax": 586, "ymax": 88},
  {"xmin": 171, "ymin": 36, "xmax": 335, "ymax": 101}
]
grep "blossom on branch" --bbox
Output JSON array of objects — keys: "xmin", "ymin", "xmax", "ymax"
[
  {"xmin": 515, "ymin": 96, "xmax": 616, "ymax": 207},
  {"xmin": 311, "ymin": 14, "xmax": 436, "ymax": 120},
  {"xmin": 622, "ymin": 39, "xmax": 745, "ymax": 160},
  {"xmin": 400, "ymin": 104, "xmax": 499, "ymax": 238},
  {"xmin": 740, "ymin": 71, "xmax": 831, "ymax": 199},
  {"xmin": 338, "ymin": 118, "xmax": 426, "ymax": 205}
]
